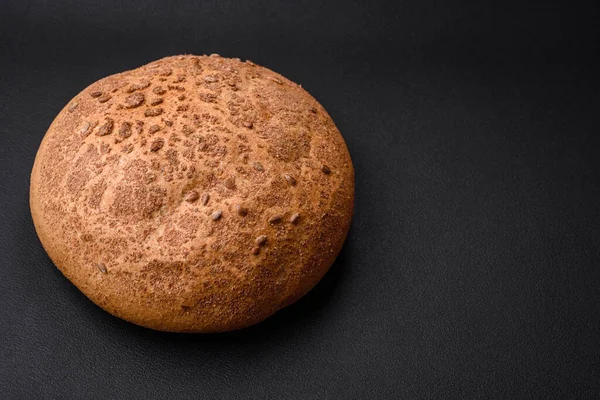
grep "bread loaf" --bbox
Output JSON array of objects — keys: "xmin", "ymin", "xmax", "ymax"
[{"xmin": 30, "ymin": 55, "xmax": 354, "ymax": 332}]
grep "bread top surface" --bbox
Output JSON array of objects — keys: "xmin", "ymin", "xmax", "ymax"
[{"xmin": 30, "ymin": 55, "xmax": 354, "ymax": 332}]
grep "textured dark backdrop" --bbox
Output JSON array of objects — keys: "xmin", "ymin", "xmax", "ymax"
[{"xmin": 1, "ymin": 0, "xmax": 599, "ymax": 398}]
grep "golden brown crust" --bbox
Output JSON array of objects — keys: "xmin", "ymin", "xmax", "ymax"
[{"xmin": 30, "ymin": 55, "xmax": 354, "ymax": 332}]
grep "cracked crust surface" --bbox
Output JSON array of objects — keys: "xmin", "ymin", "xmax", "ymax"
[{"xmin": 30, "ymin": 55, "xmax": 354, "ymax": 332}]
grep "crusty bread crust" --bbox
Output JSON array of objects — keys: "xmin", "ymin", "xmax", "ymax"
[{"xmin": 30, "ymin": 55, "xmax": 354, "ymax": 332}]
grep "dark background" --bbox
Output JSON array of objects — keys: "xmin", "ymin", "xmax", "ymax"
[{"xmin": 1, "ymin": 0, "xmax": 599, "ymax": 398}]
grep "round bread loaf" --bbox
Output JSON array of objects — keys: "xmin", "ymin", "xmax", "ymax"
[{"xmin": 30, "ymin": 55, "xmax": 354, "ymax": 332}]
